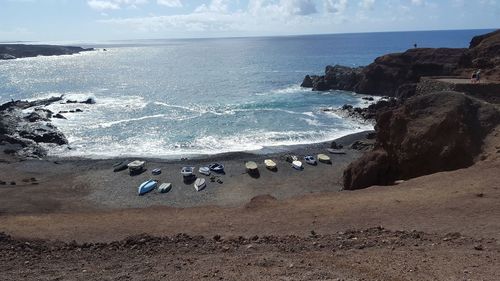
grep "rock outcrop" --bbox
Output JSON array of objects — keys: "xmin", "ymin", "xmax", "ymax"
[
  {"xmin": 302, "ymin": 29, "xmax": 500, "ymax": 97},
  {"xmin": 343, "ymin": 91, "xmax": 500, "ymax": 190},
  {"xmin": 0, "ymin": 96, "xmax": 68, "ymax": 159},
  {"xmin": 0, "ymin": 44, "xmax": 94, "ymax": 60},
  {"xmin": 301, "ymin": 65, "xmax": 364, "ymax": 91}
]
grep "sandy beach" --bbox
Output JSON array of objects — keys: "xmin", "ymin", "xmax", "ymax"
[{"xmin": 0, "ymin": 131, "xmax": 370, "ymax": 214}]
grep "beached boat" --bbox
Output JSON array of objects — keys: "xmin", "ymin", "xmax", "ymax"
[
  {"xmin": 199, "ymin": 166, "xmax": 211, "ymax": 176},
  {"xmin": 112, "ymin": 160, "xmax": 128, "ymax": 172},
  {"xmin": 128, "ymin": 160, "xmax": 145, "ymax": 175},
  {"xmin": 208, "ymin": 163, "xmax": 224, "ymax": 173},
  {"xmin": 292, "ymin": 160, "xmax": 303, "ymax": 170},
  {"xmin": 158, "ymin": 183, "xmax": 172, "ymax": 193},
  {"xmin": 304, "ymin": 155, "xmax": 317, "ymax": 165},
  {"xmin": 138, "ymin": 179, "xmax": 157, "ymax": 195},
  {"xmin": 194, "ymin": 178, "xmax": 206, "ymax": 191},
  {"xmin": 245, "ymin": 161, "xmax": 258, "ymax": 171},
  {"xmin": 264, "ymin": 159, "xmax": 277, "ymax": 170},
  {"xmin": 327, "ymin": 148, "xmax": 346, "ymax": 154},
  {"xmin": 128, "ymin": 160, "xmax": 145, "ymax": 170},
  {"xmin": 285, "ymin": 155, "xmax": 298, "ymax": 163},
  {"xmin": 181, "ymin": 166, "xmax": 194, "ymax": 177},
  {"xmin": 318, "ymin": 154, "xmax": 331, "ymax": 164}
]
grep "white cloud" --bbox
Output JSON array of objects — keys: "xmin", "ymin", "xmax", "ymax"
[
  {"xmin": 157, "ymin": 0, "xmax": 182, "ymax": 8},
  {"xmin": 359, "ymin": 0, "xmax": 375, "ymax": 10},
  {"xmin": 195, "ymin": 0, "xmax": 229, "ymax": 13},
  {"xmin": 87, "ymin": 0, "xmax": 149, "ymax": 11},
  {"xmin": 324, "ymin": 0, "xmax": 348, "ymax": 14}
]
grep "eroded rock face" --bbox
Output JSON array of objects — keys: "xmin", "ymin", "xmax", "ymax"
[
  {"xmin": 302, "ymin": 29, "xmax": 500, "ymax": 97},
  {"xmin": 343, "ymin": 91, "xmax": 500, "ymax": 190},
  {"xmin": 355, "ymin": 48, "xmax": 467, "ymax": 96}
]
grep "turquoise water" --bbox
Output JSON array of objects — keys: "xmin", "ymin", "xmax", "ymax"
[{"xmin": 0, "ymin": 29, "xmax": 491, "ymax": 158}]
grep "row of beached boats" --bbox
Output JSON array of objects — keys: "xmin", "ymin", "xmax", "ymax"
[{"xmin": 115, "ymin": 151, "xmax": 339, "ymax": 196}]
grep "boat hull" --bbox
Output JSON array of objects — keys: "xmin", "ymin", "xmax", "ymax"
[{"xmin": 138, "ymin": 180, "xmax": 157, "ymax": 195}]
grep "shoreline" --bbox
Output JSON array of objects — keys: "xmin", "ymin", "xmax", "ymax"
[
  {"xmin": 44, "ymin": 130, "xmax": 372, "ymax": 163},
  {"xmin": 0, "ymin": 130, "xmax": 372, "ymax": 214}
]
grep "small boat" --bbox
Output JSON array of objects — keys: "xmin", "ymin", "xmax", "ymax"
[
  {"xmin": 138, "ymin": 179, "xmax": 157, "ymax": 195},
  {"xmin": 318, "ymin": 154, "xmax": 331, "ymax": 164},
  {"xmin": 327, "ymin": 148, "xmax": 346, "ymax": 154},
  {"xmin": 128, "ymin": 160, "xmax": 145, "ymax": 175},
  {"xmin": 199, "ymin": 166, "xmax": 211, "ymax": 176},
  {"xmin": 194, "ymin": 178, "xmax": 206, "ymax": 191},
  {"xmin": 304, "ymin": 155, "xmax": 317, "ymax": 165},
  {"xmin": 152, "ymin": 168, "xmax": 161, "ymax": 175},
  {"xmin": 208, "ymin": 163, "xmax": 224, "ymax": 173},
  {"xmin": 112, "ymin": 160, "xmax": 128, "ymax": 172},
  {"xmin": 264, "ymin": 159, "xmax": 277, "ymax": 170},
  {"xmin": 285, "ymin": 155, "xmax": 298, "ymax": 163},
  {"xmin": 158, "ymin": 183, "xmax": 172, "ymax": 193},
  {"xmin": 181, "ymin": 166, "xmax": 194, "ymax": 177},
  {"xmin": 292, "ymin": 160, "xmax": 303, "ymax": 170},
  {"xmin": 245, "ymin": 161, "xmax": 258, "ymax": 171}
]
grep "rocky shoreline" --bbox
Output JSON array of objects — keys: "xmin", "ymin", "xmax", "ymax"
[
  {"xmin": 0, "ymin": 44, "xmax": 94, "ymax": 60},
  {"xmin": 301, "ymin": 29, "xmax": 500, "ymax": 97},
  {"xmin": 301, "ymin": 29, "xmax": 500, "ymax": 190},
  {"xmin": 0, "ymin": 96, "xmax": 95, "ymax": 159}
]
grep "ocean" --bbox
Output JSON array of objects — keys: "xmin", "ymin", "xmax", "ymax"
[{"xmin": 0, "ymin": 29, "xmax": 491, "ymax": 158}]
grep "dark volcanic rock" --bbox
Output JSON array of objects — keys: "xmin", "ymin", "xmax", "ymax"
[
  {"xmin": 355, "ymin": 48, "xmax": 467, "ymax": 96},
  {"xmin": 302, "ymin": 29, "xmax": 500, "ymax": 97},
  {"xmin": 0, "ymin": 97, "xmax": 68, "ymax": 158},
  {"xmin": 343, "ymin": 91, "xmax": 500, "ymax": 190},
  {"xmin": 19, "ymin": 124, "xmax": 68, "ymax": 145},
  {"xmin": 301, "ymin": 65, "xmax": 364, "ymax": 91},
  {"xmin": 0, "ymin": 44, "xmax": 94, "ymax": 60}
]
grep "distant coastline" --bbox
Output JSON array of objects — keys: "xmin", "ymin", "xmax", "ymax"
[{"xmin": 0, "ymin": 44, "xmax": 94, "ymax": 60}]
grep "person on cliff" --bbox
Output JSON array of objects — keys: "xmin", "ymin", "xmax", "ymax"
[
  {"xmin": 476, "ymin": 70, "xmax": 481, "ymax": 83},
  {"xmin": 471, "ymin": 71, "xmax": 477, "ymax": 83}
]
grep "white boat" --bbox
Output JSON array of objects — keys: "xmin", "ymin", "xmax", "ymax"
[
  {"xmin": 318, "ymin": 154, "xmax": 331, "ymax": 163},
  {"xmin": 128, "ymin": 160, "xmax": 145, "ymax": 170},
  {"xmin": 194, "ymin": 178, "xmax": 206, "ymax": 191},
  {"xmin": 292, "ymin": 160, "xmax": 303, "ymax": 170},
  {"xmin": 158, "ymin": 183, "xmax": 172, "ymax": 193},
  {"xmin": 264, "ymin": 159, "xmax": 277, "ymax": 170},
  {"xmin": 199, "ymin": 166, "xmax": 211, "ymax": 176},
  {"xmin": 245, "ymin": 161, "xmax": 258, "ymax": 171},
  {"xmin": 304, "ymin": 155, "xmax": 317, "ymax": 165},
  {"xmin": 181, "ymin": 166, "xmax": 194, "ymax": 177},
  {"xmin": 128, "ymin": 160, "xmax": 145, "ymax": 175}
]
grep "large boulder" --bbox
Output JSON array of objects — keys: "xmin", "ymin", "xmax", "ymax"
[{"xmin": 343, "ymin": 91, "xmax": 500, "ymax": 190}]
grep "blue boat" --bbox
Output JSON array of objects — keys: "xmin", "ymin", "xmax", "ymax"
[
  {"xmin": 138, "ymin": 179, "xmax": 157, "ymax": 195},
  {"xmin": 208, "ymin": 163, "xmax": 224, "ymax": 173}
]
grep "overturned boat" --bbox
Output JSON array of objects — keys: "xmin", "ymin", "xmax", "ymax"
[{"xmin": 138, "ymin": 179, "xmax": 157, "ymax": 195}]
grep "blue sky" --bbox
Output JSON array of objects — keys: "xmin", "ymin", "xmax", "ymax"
[{"xmin": 0, "ymin": 0, "xmax": 498, "ymax": 42}]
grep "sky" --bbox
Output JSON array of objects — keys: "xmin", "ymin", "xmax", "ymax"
[{"xmin": 0, "ymin": 0, "xmax": 499, "ymax": 42}]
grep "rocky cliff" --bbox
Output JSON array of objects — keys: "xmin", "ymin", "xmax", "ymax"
[
  {"xmin": 0, "ymin": 44, "xmax": 93, "ymax": 60},
  {"xmin": 302, "ymin": 29, "xmax": 500, "ymax": 97},
  {"xmin": 343, "ymin": 91, "xmax": 500, "ymax": 190}
]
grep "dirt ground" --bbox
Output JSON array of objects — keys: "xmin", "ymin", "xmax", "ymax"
[{"xmin": 1, "ymin": 130, "xmax": 500, "ymax": 280}]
